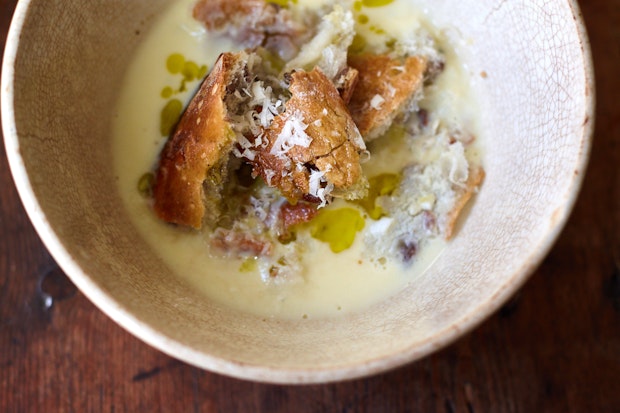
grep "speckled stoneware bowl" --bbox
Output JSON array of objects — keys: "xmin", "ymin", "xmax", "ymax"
[{"xmin": 2, "ymin": 0, "xmax": 593, "ymax": 383}]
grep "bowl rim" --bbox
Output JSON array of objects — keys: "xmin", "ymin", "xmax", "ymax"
[{"xmin": 1, "ymin": 0, "xmax": 595, "ymax": 384}]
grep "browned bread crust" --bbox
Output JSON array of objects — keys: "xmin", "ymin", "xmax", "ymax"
[
  {"xmin": 251, "ymin": 68, "xmax": 368, "ymax": 203},
  {"xmin": 444, "ymin": 166, "xmax": 485, "ymax": 239},
  {"xmin": 152, "ymin": 52, "xmax": 245, "ymax": 229},
  {"xmin": 348, "ymin": 54, "xmax": 427, "ymax": 141},
  {"xmin": 153, "ymin": 54, "xmax": 367, "ymax": 228}
]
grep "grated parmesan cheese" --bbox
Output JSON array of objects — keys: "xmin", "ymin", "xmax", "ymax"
[
  {"xmin": 308, "ymin": 167, "xmax": 334, "ymax": 207},
  {"xmin": 228, "ymin": 73, "xmax": 289, "ymax": 164},
  {"xmin": 270, "ymin": 113, "xmax": 313, "ymax": 157},
  {"xmin": 370, "ymin": 94, "xmax": 386, "ymax": 110},
  {"xmin": 264, "ymin": 169, "xmax": 276, "ymax": 185},
  {"xmin": 308, "ymin": 169, "xmax": 326, "ymax": 198}
]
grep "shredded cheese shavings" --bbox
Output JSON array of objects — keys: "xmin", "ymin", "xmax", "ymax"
[
  {"xmin": 386, "ymin": 83, "xmax": 396, "ymax": 98},
  {"xmin": 308, "ymin": 167, "xmax": 333, "ymax": 208},
  {"xmin": 270, "ymin": 113, "xmax": 312, "ymax": 157},
  {"xmin": 370, "ymin": 94, "xmax": 386, "ymax": 110},
  {"xmin": 264, "ymin": 169, "xmax": 276, "ymax": 185}
]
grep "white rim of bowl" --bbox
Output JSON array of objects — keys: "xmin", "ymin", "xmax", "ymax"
[{"xmin": 1, "ymin": 0, "xmax": 595, "ymax": 384}]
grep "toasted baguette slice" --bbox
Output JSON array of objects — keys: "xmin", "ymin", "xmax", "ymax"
[
  {"xmin": 251, "ymin": 68, "xmax": 368, "ymax": 204},
  {"xmin": 348, "ymin": 54, "xmax": 427, "ymax": 141},
  {"xmin": 152, "ymin": 52, "xmax": 248, "ymax": 229}
]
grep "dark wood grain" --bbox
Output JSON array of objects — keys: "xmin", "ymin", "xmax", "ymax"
[{"xmin": 1, "ymin": 0, "xmax": 619, "ymax": 411}]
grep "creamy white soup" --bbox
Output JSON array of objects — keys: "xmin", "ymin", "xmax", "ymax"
[{"xmin": 112, "ymin": 0, "xmax": 482, "ymax": 319}]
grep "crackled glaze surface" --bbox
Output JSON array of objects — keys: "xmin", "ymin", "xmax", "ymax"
[{"xmin": 2, "ymin": 0, "xmax": 593, "ymax": 383}]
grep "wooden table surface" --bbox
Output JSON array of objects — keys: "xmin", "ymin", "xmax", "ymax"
[{"xmin": 1, "ymin": 0, "xmax": 618, "ymax": 411}]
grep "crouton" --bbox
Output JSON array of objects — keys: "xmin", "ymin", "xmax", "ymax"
[
  {"xmin": 348, "ymin": 54, "xmax": 427, "ymax": 141},
  {"xmin": 153, "ymin": 50, "xmax": 368, "ymax": 229},
  {"xmin": 251, "ymin": 68, "xmax": 368, "ymax": 204},
  {"xmin": 193, "ymin": 0, "xmax": 307, "ymax": 60},
  {"xmin": 152, "ymin": 52, "xmax": 248, "ymax": 229}
]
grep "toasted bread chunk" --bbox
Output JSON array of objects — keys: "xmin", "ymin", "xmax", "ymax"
[
  {"xmin": 444, "ymin": 166, "xmax": 485, "ymax": 239},
  {"xmin": 152, "ymin": 52, "xmax": 247, "ymax": 229},
  {"xmin": 348, "ymin": 54, "xmax": 427, "ymax": 141},
  {"xmin": 193, "ymin": 0, "xmax": 264, "ymax": 32},
  {"xmin": 193, "ymin": 0, "xmax": 306, "ymax": 59},
  {"xmin": 251, "ymin": 68, "xmax": 368, "ymax": 204},
  {"xmin": 153, "ymin": 52, "xmax": 367, "ymax": 227}
]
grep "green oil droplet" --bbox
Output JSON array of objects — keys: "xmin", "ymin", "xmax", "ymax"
[
  {"xmin": 268, "ymin": 0, "xmax": 290, "ymax": 6},
  {"xmin": 137, "ymin": 172, "xmax": 154, "ymax": 197},
  {"xmin": 355, "ymin": 173, "xmax": 401, "ymax": 220},
  {"xmin": 310, "ymin": 208, "xmax": 365, "ymax": 253},
  {"xmin": 349, "ymin": 34, "xmax": 367, "ymax": 54},
  {"xmin": 197, "ymin": 64, "xmax": 208, "ymax": 79},
  {"xmin": 178, "ymin": 79, "xmax": 188, "ymax": 93},
  {"xmin": 160, "ymin": 99, "xmax": 183, "ymax": 137},
  {"xmin": 369, "ymin": 25, "xmax": 386, "ymax": 35},
  {"xmin": 353, "ymin": 1, "xmax": 363, "ymax": 11},
  {"xmin": 239, "ymin": 258, "xmax": 258, "ymax": 273},
  {"xmin": 182, "ymin": 61, "xmax": 200, "ymax": 82},
  {"xmin": 166, "ymin": 53, "xmax": 185, "ymax": 74},
  {"xmin": 385, "ymin": 37, "xmax": 397, "ymax": 50},
  {"xmin": 362, "ymin": 0, "xmax": 395, "ymax": 7},
  {"xmin": 357, "ymin": 14, "xmax": 369, "ymax": 24},
  {"xmin": 161, "ymin": 86, "xmax": 174, "ymax": 99}
]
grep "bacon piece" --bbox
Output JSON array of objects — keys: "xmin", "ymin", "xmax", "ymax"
[
  {"xmin": 280, "ymin": 201, "xmax": 319, "ymax": 232},
  {"xmin": 210, "ymin": 228, "xmax": 274, "ymax": 257}
]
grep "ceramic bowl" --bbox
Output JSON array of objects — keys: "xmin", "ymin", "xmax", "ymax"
[{"xmin": 1, "ymin": 0, "xmax": 593, "ymax": 383}]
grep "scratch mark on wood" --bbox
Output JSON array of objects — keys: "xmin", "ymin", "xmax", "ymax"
[{"xmin": 132, "ymin": 366, "xmax": 162, "ymax": 382}]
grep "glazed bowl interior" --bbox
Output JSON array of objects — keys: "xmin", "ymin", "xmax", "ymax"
[{"xmin": 2, "ymin": 0, "xmax": 592, "ymax": 383}]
